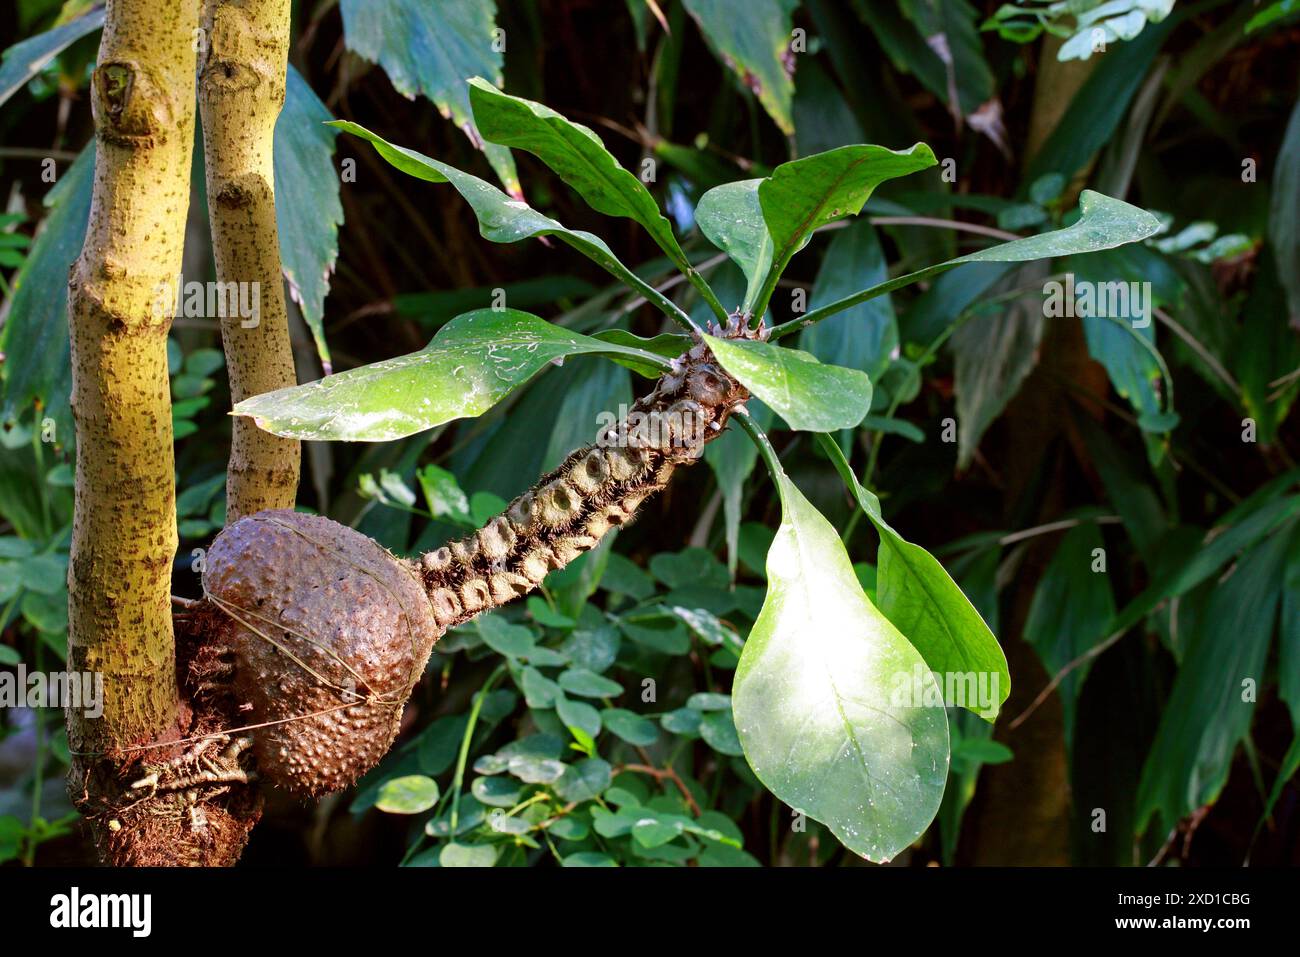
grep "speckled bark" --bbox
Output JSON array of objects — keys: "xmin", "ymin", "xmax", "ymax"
[
  {"xmin": 198, "ymin": 0, "xmax": 300, "ymax": 522},
  {"xmin": 66, "ymin": 0, "xmax": 200, "ymax": 853}
]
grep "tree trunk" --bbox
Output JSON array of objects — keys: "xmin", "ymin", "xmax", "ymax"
[
  {"xmin": 198, "ymin": 0, "xmax": 300, "ymax": 522},
  {"xmin": 65, "ymin": 0, "xmax": 200, "ymax": 859}
]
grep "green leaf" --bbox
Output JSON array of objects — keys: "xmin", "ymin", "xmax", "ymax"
[
  {"xmin": 554, "ymin": 757, "xmax": 612, "ymax": 802},
  {"xmin": 817, "ymin": 434, "xmax": 1009, "ymax": 720},
  {"xmin": 558, "ymin": 668, "xmax": 622, "ymax": 699},
  {"xmin": 703, "ymin": 334, "xmax": 871, "ymax": 432},
  {"xmin": 649, "ymin": 548, "xmax": 730, "ymax": 589},
  {"xmin": 603, "ymin": 708, "xmax": 660, "ymax": 746},
  {"xmin": 695, "ymin": 179, "xmax": 772, "ymax": 313},
  {"xmin": 468, "ymin": 78, "xmax": 687, "ymax": 271},
  {"xmin": 700, "ymin": 709, "xmax": 745, "ymax": 756},
  {"xmin": 0, "ymin": 8, "xmax": 105, "ymax": 108},
  {"xmin": 1282, "ymin": 524, "xmax": 1300, "ymax": 732},
  {"xmin": 374, "ymin": 774, "xmax": 440, "ymax": 814},
  {"xmin": 950, "ymin": 265, "xmax": 1047, "ymax": 469},
  {"xmin": 1022, "ymin": 522, "xmax": 1116, "ymax": 744},
  {"xmin": 591, "ymin": 330, "xmax": 692, "ymax": 379},
  {"xmin": 755, "ymin": 143, "xmax": 937, "ymax": 310},
  {"xmin": 801, "ymin": 220, "xmax": 897, "ymax": 383},
  {"xmin": 705, "ymin": 397, "xmax": 774, "ymax": 576},
  {"xmin": 732, "ymin": 430, "xmax": 950, "ymax": 862},
  {"xmin": 476, "ymin": 615, "xmax": 536, "ymax": 659},
  {"xmin": 556, "ymin": 695, "xmax": 602, "ymax": 740},
  {"xmin": 682, "ymin": 0, "xmax": 800, "ymax": 134},
  {"xmin": 234, "ymin": 308, "xmax": 664, "ymax": 441},
  {"xmin": 339, "ymin": 0, "xmax": 518, "ymax": 192},
  {"xmin": 0, "ymin": 645, "xmax": 21, "ymax": 666},
  {"xmin": 416, "ymin": 464, "xmax": 472, "ymax": 524},
  {"xmin": 563, "ymin": 851, "xmax": 618, "ymax": 867},
  {"xmin": 661, "ymin": 707, "xmax": 702, "ymax": 736},
  {"xmin": 0, "ymin": 143, "xmax": 93, "ymax": 437},
  {"xmin": 773, "ymin": 190, "xmax": 1163, "ymax": 339},
  {"xmin": 274, "ymin": 67, "xmax": 343, "ymax": 367},
  {"xmin": 332, "ymin": 121, "xmax": 690, "ymax": 326},
  {"xmin": 1135, "ymin": 528, "xmax": 1294, "ymax": 831},
  {"xmin": 439, "ymin": 842, "xmax": 499, "ymax": 867}
]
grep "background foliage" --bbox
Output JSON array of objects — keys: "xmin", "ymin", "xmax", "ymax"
[{"xmin": 1, "ymin": 0, "xmax": 1298, "ymax": 866}]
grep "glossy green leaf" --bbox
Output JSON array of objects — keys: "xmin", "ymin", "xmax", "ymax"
[
  {"xmin": 732, "ymin": 432, "xmax": 949, "ymax": 862},
  {"xmin": 0, "ymin": 8, "xmax": 104, "ymax": 108},
  {"xmin": 695, "ymin": 179, "xmax": 772, "ymax": 313},
  {"xmin": 772, "ymin": 190, "xmax": 1164, "ymax": 339},
  {"xmin": 682, "ymin": 0, "xmax": 799, "ymax": 134},
  {"xmin": 468, "ymin": 78, "xmax": 687, "ymax": 271},
  {"xmin": 817, "ymin": 434, "xmax": 1009, "ymax": 721},
  {"xmin": 703, "ymin": 334, "xmax": 872, "ymax": 432},
  {"xmin": 331, "ymin": 121, "xmax": 690, "ymax": 326},
  {"xmin": 235, "ymin": 308, "xmax": 665, "ymax": 441},
  {"xmin": 339, "ymin": 0, "xmax": 518, "ymax": 192},
  {"xmin": 274, "ymin": 67, "xmax": 342, "ymax": 367},
  {"xmin": 755, "ymin": 143, "xmax": 937, "ymax": 310}
]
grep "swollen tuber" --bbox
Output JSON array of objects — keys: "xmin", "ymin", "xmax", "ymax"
[{"xmin": 198, "ymin": 342, "xmax": 748, "ymax": 797}]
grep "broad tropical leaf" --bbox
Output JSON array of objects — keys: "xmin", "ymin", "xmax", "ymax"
[
  {"xmin": 0, "ymin": 8, "xmax": 104, "ymax": 108},
  {"xmin": 733, "ymin": 428, "xmax": 949, "ymax": 862},
  {"xmin": 235, "ymin": 309, "xmax": 668, "ymax": 441},
  {"xmin": 682, "ymin": 0, "xmax": 800, "ymax": 134},
  {"xmin": 817, "ymin": 434, "xmax": 1010, "ymax": 721},
  {"xmin": 339, "ymin": 0, "xmax": 519, "ymax": 193},
  {"xmin": 755, "ymin": 143, "xmax": 938, "ymax": 310},
  {"xmin": 274, "ymin": 66, "xmax": 343, "ymax": 368},
  {"xmin": 0, "ymin": 143, "xmax": 94, "ymax": 441}
]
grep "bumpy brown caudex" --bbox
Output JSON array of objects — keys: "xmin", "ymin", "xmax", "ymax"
[{"xmin": 101, "ymin": 336, "xmax": 747, "ymax": 860}]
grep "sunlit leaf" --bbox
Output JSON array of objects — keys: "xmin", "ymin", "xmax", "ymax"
[
  {"xmin": 733, "ymin": 430, "xmax": 949, "ymax": 862},
  {"xmin": 235, "ymin": 308, "xmax": 666, "ymax": 441},
  {"xmin": 695, "ymin": 179, "xmax": 772, "ymax": 313},
  {"xmin": 704, "ymin": 334, "xmax": 872, "ymax": 432}
]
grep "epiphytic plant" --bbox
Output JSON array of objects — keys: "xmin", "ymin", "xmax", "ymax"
[{"xmin": 135, "ymin": 81, "xmax": 1160, "ymax": 864}]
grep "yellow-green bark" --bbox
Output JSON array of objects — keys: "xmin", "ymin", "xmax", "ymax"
[
  {"xmin": 66, "ymin": 0, "xmax": 199, "ymax": 759},
  {"xmin": 198, "ymin": 0, "xmax": 299, "ymax": 522}
]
